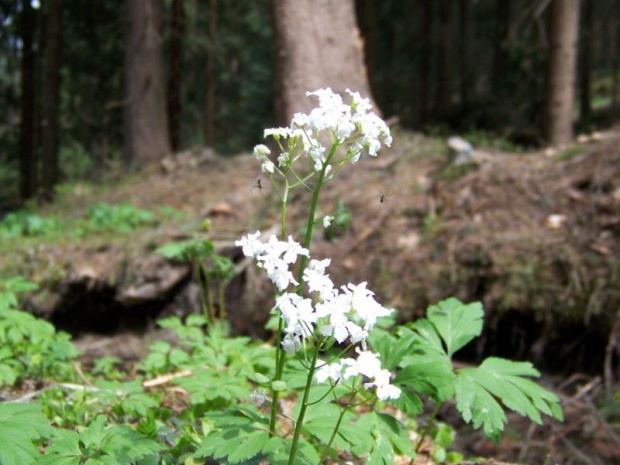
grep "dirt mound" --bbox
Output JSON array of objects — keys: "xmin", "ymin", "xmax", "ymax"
[{"xmin": 5, "ymin": 131, "xmax": 620, "ymax": 375}]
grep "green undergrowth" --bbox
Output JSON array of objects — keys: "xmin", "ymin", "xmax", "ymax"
[{"xmin": 0, "ymin": 273, "xmax": 563, "ymax": 464}]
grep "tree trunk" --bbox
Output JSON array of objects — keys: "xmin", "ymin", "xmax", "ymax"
[
  {"xmin": 458, "ymin": 0, "xmax": 472, "ymax": 106},
  {"xmin": 167, "ymin": 0, "xmax": 185, "ymax": 152},
  {"xmin": 608, "ymin": 15, "xmax": 618, "ymax": 110},
  {"xmin": 203, "ymin": 0, "xmax": 217, "ymax": 147},
  {"xmin": 40, "ymin": 0, "xmax": 62, "ymax": 201},
  {"xmin": 418, "ymin": 0, "xmax": 432, "ymax": 125},
  {"xmin": 435, "ymin": 0, "xmax": 451, "ymax": 115},
  {"xmin": 543, "ymin": 0, "xmax": 580, "ymax": 146},
  {"xmin": 272, "ymin": 0, "xmax": 375, "ymax": 123},
  {"xmin": 125, "ymin": 0, "xmax": 171, "ymax": 166},
  {"xmin": 579, "ymin": 0, "xmax": 593, "ymax": 120},
  {"xmin": 357, "ymin": 0, "xmax": 377, "ymax": 91},
  {"xmin": 492, "ymin": 0, "xmax": 511, "ymax": 93},
  {"xmin": 19, "ymin": 0, "xmax": 37, "ymax": 201}
]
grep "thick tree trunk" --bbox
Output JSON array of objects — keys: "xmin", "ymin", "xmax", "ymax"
[
  {"xmin": 272, "ymin": 0, "xmax": 375, "ymax": 123},
  {"xmin": 418, "ymin": 0, "xmax": 432, "ymax": 125},
  {"xmin": 435, "ymin": 0, "xmax": 451, "ymax": 114},
  {"xmin": 357, "ymin": 0, "xmax": 377, "ymax": 90},
  {"xmin": 579, "ymin": 0, "xmax": 593, "ymax": 120},
  {"xmin": 19, "ymin": 0, "xmax": 37, "ymax": 201},
  {"xmin": 125, "ymin": 0, "xmax": 171, "ymax": 166},
  {"xmin": 41, "ymin": 0, "xmax": 62, "ymax": 201},
  {"xmin": 543, "ymin": 0, "xmax": 580, "ymax": 146},
  {"xmin": 203, "ymin": 0, "xmax": 217, "ymax": 147},
  {"xmin": 167, "ymin": 0, "xmax": 185, "ymax": 152}
]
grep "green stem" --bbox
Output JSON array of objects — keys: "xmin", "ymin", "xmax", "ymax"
[
  {"xmin": 319, "ymin": 407, "xmax": 346, "ymax": 463},
  {"xmin": 414, "ymin": 401, "xmax": 443, "ymax": 455},
  {"xmin": 287, "ymin": 342, "xmax": 321, "ymax": 465},
  {"xmin": 269, "ymin": 184, "xmax": 289, "ymax": 436},
  {"xmin": 270, "ymin": 144, "xmax": 337, "ymax": 441},
  {"xmin": 200, "ymin": 263, "xmax": 215, "ymax": 323},
  {"xmin": 296, "ymin": 145, "xmax": 338, "ymax": 288}
]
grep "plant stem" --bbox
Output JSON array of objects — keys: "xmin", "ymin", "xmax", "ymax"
[
  {"xmin": 319, "ymin": 407, "xmax": 346, "ymax": 463},
  {"xmin": 269, "ymin": 185, "xmax": 289, "ymax": 436},
  {"xmin": 287, "ymin": 342, "xmax": 321, "ymax": 465},
  {"xmin": 414, "ymin": 401, "xmax": 443, "ymax": 455}
]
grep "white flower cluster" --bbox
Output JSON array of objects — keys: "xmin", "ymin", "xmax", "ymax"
[
  {"xmin": 235, "ymin": 231, "xmax": 400, "ymax": 401},
  {"xmin": 316, "ymin": 349, "xmax": 401, "ymax": 401},
  {"xmin": 253, "ymin": 88, "xmax": 392, "ymax": 173}
]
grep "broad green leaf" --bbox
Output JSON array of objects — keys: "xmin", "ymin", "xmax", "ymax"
[
  {"xmin": 456, "ymin": 357, "xmax": 563, "ymax": 441},
  {"xmin": 355, "ymin": 411, "xmax": 415, "ymax": 463},
  {"xmin": 397, "ymin": 351, "xmax": 455, "ymax": 401},
  {"xmin": 0, "ymin": 403, "xmax": 52, "ymax": 465},
  {"xmin": 426, "ymin": 298, "xmax": 483, "ymax": 356}
]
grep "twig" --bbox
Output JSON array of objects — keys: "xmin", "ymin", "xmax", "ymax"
[
  {"xmin": 73, "ymin": 362, "xmax": 94, "ymax": 387},
  {"xmin": 142, "ymin": 370, "xmax": 193, "ymax": 388}
]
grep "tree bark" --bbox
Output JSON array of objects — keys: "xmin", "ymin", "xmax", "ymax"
[
  {"xmin": 543, "ymin": 0, "xmax": 580, "ymax": 146},
  {"xmin": 579, "ymin": 0, "xmax": 593, "ymax": 120},
  {"xmin": 272, "ymin": 0, "xmax": 375, "ymax": 124},
  {"xmin": 19, "ymin": 0, "xmax": 37, "ymax": 201},
  {"xmin": 203, "ymin": 0, "xmax": 217, "ymax": 147},
  {"xmin": 167, "ymin": 0, "xmax": 185, "ymax": 152},
  {"xmin": 435, "ymin": 0, "xmax": 451, "ymax": 115},
  {"xmin": 492, "ymin": 0, "xmax": 511, "ymax": 93},
  {"xmin": 357, "ymin": 0, "xmax": 377, "ymax": 91},
  {"xmin": 125, "ymin": 0, "xmax": 171, "ymax": 166},
  {"xmin": 418, "ymin": 0, "xmax": 432, "ymax": 125},
  {"xmin": 41, "ymin": 0, "xmax": 62, "ymax": 201},
  {"xmin": 458, "ymin": 0, "xmax": 472, "ymax": 106}
]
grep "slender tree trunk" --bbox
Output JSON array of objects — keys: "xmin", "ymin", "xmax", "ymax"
[
  {"xmin": 19, "ymin": 0, "xmax": 37, "ymax": 201},
  {"xmin": 543, "ymin": 0, "xmax": 580, "ymax": 145},
  {"xmin": 458, "ymin": 0, "xmax": 472, "ymax": 106},
  {"xmin": 41, "ymin": 0, "xmax": 62, "ymax": 201},
  {"xmin": 608, "ymin": 15, "xmax": 618, "ymax": 110},
  {"xmin": 272, "ymin": 0, "xmax": 375, "ymax": 124},
  {"xmin": 204, "ymin": 0, "xmax": 217, "ymax": 146},
  {"xmin": 435, "ymin": 0, "xmax": 451, "ymax": 114},
  {"xmin": 167, "ymin": 0, "xmax": 185, "ymax": 152},
  {"xmin": 492, "ymin": 0, "xmax": 511, "ymax": 93},
  {"xmin": 579, "ymin": 0, "xmax": 593, "ymax": 120},
  {"xmin": 125, "ymin": 0, "xmax": 171, "ymax": 166},
  {"xmin": 418, "ymin": 0, "xmax": 432, "ymax": 124}
]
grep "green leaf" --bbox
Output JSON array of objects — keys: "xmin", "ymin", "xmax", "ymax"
[
  {"xmin": 426, "ymin": 298, "xmax": 484, "ymax": 356},
  {"xmin": 0, "ymin": 402, "xmax": 53, "ymax": 465},
  {"xmin": 100, "ymin": 426, "xmax": 164, "ymax": 463},
  {"xmin": 355, "ymin": 412, "xmax": 415, "ymax": 463},
  {"xmin": 396, "ymin": 351, "xmax": 455, "ymax": 401},
  {"xmin": 226, "ymin": 431, "xmax": 269, "ymax": 464},
  {"xmin": 271, "ymin": 380, "xmax": 287, "ymax": 391},
  {"xmin": 456, "ymin": 357, "xmax": 563, "ymax": 441}
]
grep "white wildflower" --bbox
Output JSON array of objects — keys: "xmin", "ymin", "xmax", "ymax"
[
  {"xmin": 322, "ymin": 216, "xmax": 333, "ymax": 229},
  {"xmin": 253, "ymin": 144, "xmax": 270, "ymax": 160}
]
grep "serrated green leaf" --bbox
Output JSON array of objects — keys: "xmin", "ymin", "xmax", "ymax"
[
  {"xmin": 396, "ymin": 351, "xmax": 455, "ymax": 401},
  {"xmin": 226, "ymin": 431, "xmax": 269, "ymax": 464},
  {"xmin": 426, "ymin": 298, "xmax": 483, "ymax": 356},
  {"xmin": 456, "ymin": 357, "xmax": 563, "ymax": 441},
  {"xmin": 0, "ymin": 402, "xmax": 52, "ymax": 465}
]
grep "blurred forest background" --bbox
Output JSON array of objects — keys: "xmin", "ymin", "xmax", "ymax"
[{"xmin": 1, "ymin": 0, "xmax": 618, "ymax": 205}]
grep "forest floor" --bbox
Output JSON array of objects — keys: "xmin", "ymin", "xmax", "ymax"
[{"xmin": 2, "ymin": 128, "xmax": 620, "ymax": 464}]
